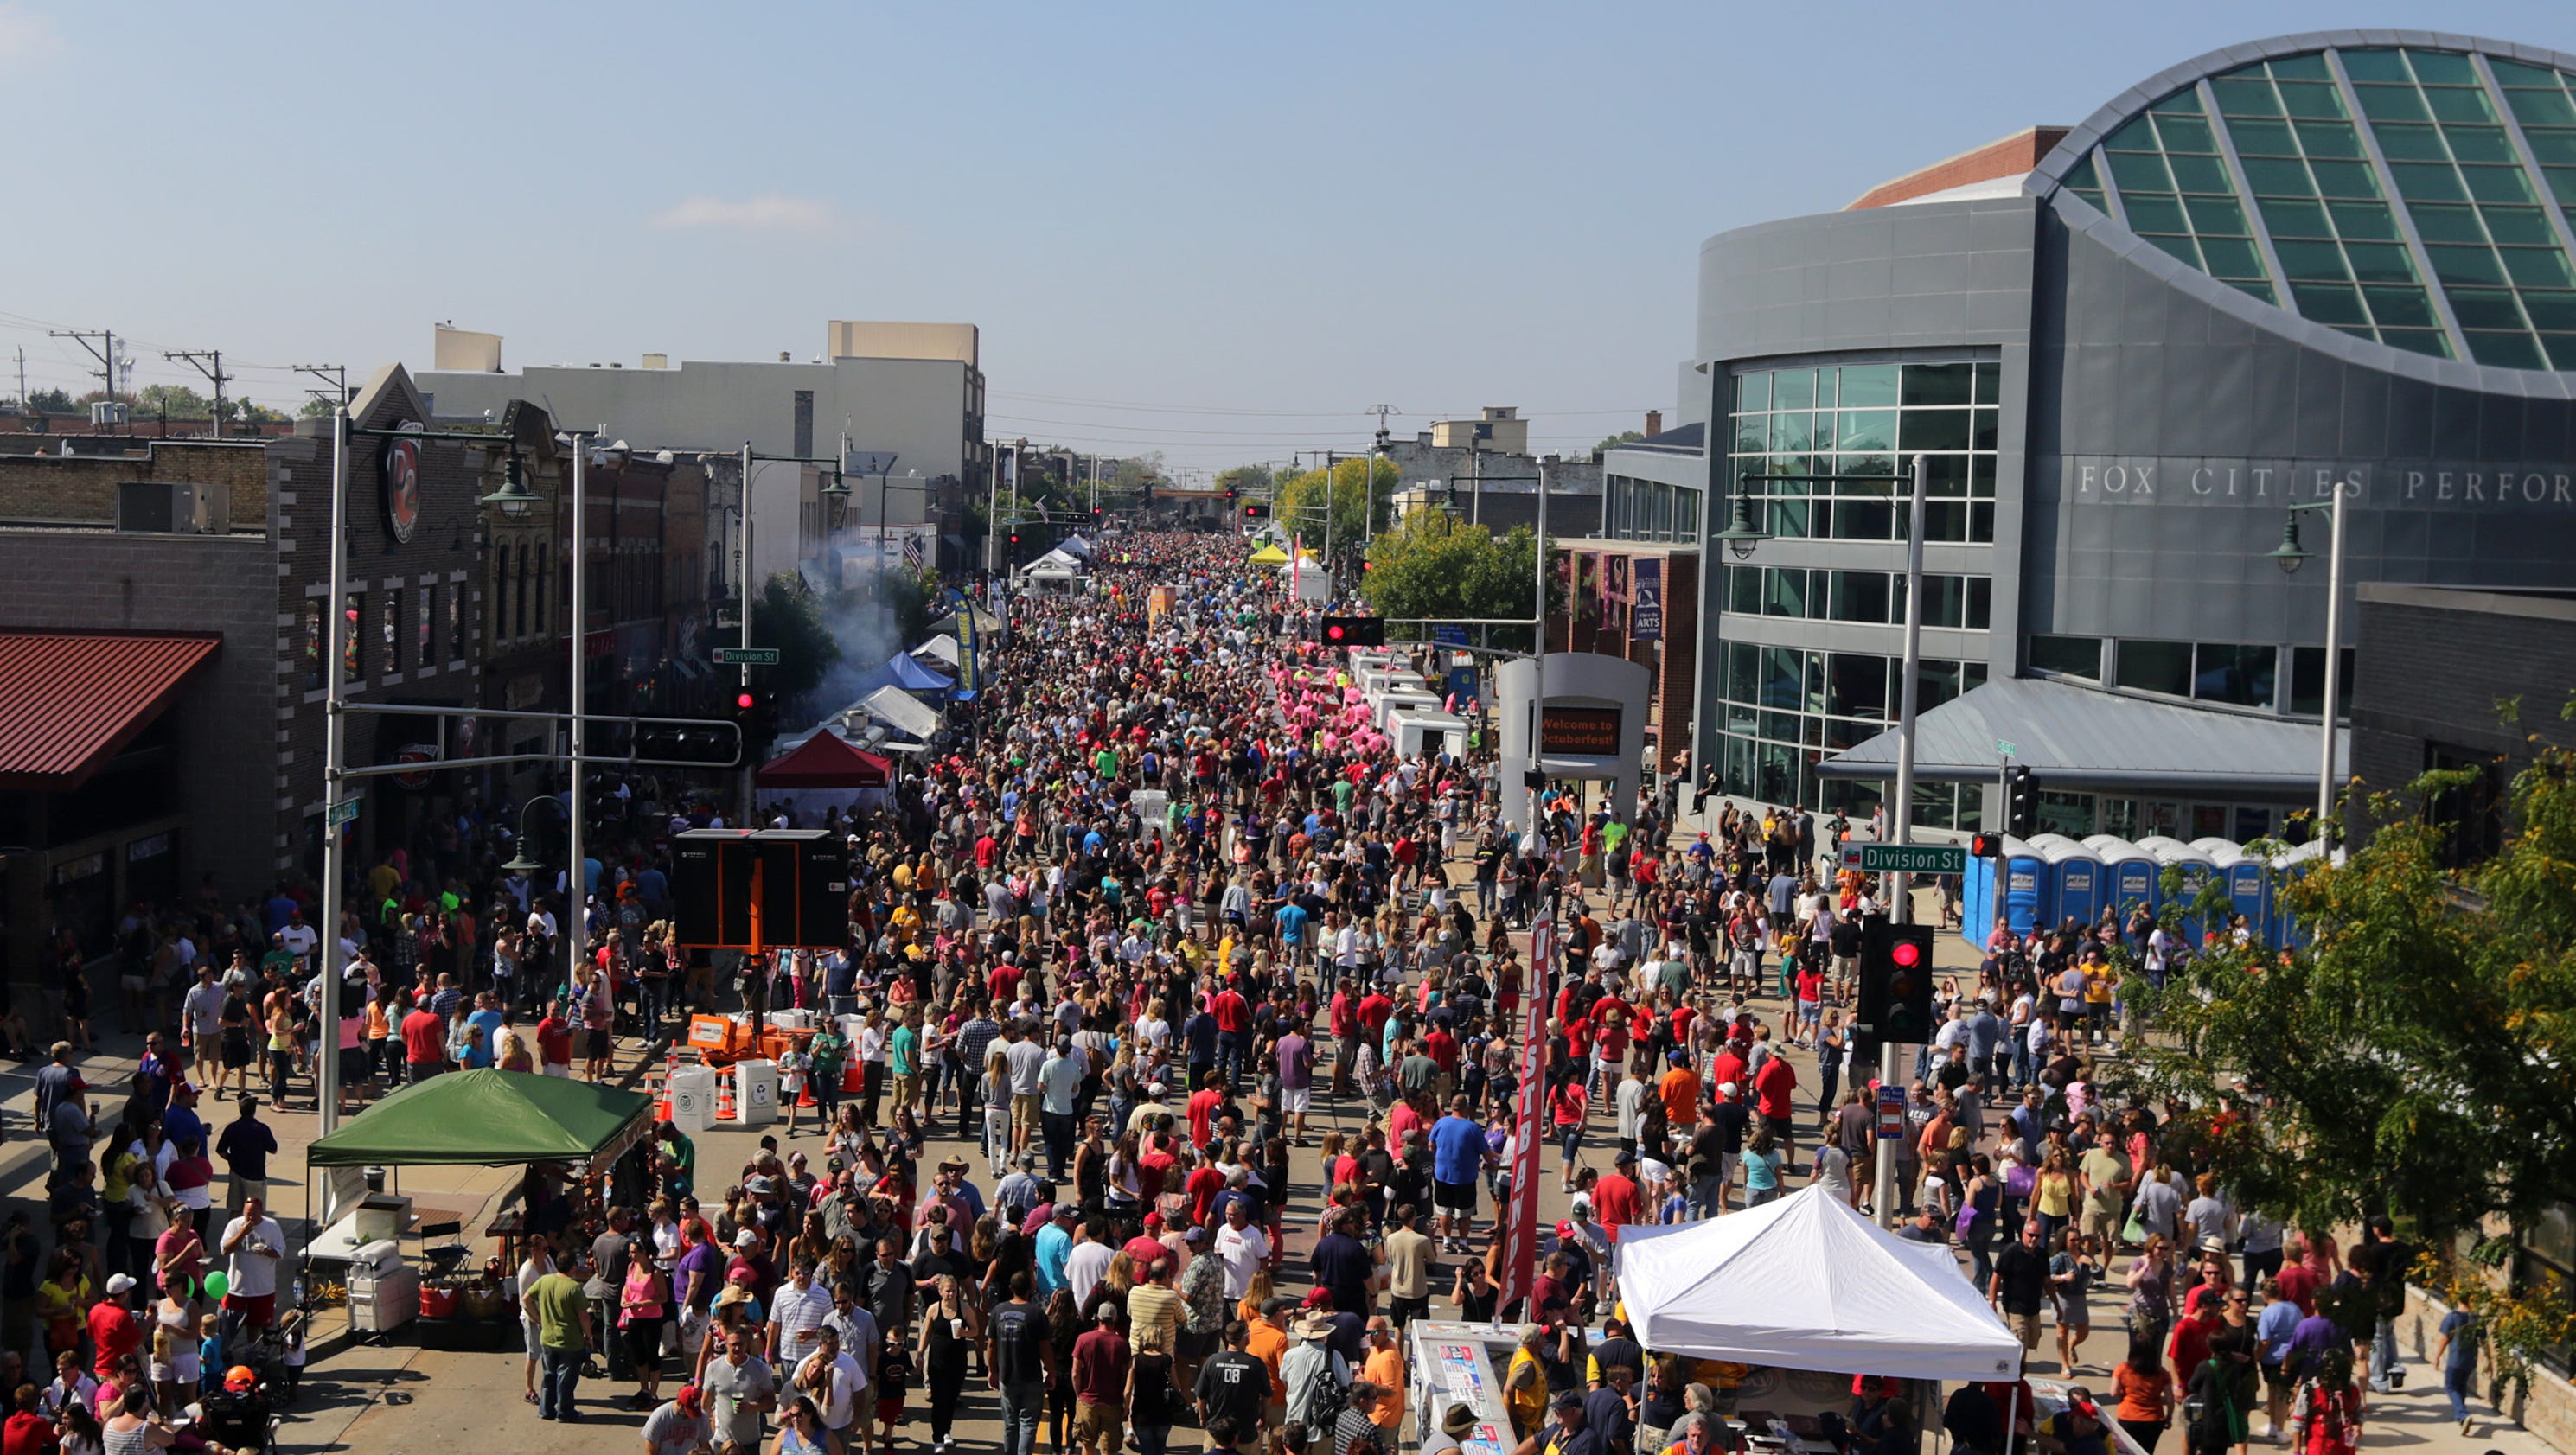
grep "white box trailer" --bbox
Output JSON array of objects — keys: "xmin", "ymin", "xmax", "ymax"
[
  {"xmin": 1387, "ymin": 707, "xmax": 1471, "ymax": 759},
  {"xmin": 1358, "ymin": 667, "xmax": 1429, "ymax": 698},
  {"xmin": 1374, "ymin": 689, "xmax": 1441, "ymax": 724}
]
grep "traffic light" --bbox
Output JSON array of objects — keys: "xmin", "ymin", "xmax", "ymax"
[
  {"xmin": 1856, "ymin": 920, "xmax": 1937, "ymax": 1044},
  {"xmin": 633, "ymin": 719, "xmax": 744, "ymax": 769},
  {"xmin": 2003, "ymin": 764, "xmax": 2041, "ymax": 836},
  {"xmin": 1242, "ymin": 501, "xmax": 1269, "ymax": 520},
  {"xmin": 1968, "ymin": 831, "xmax": 2005, "ymax": 858},
  {"xmin": 1319, "ymin": 616, "xmax": 1385, "ymax": 648}
]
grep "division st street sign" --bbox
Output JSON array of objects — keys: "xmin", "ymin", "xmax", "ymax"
[
  {"xmin": 713, "ymin": 647, "xmax": 782, "ymax": 666},
  {"xmin": 1839, "ymin": 840, "xmax": 1966, "ymax": 876}
]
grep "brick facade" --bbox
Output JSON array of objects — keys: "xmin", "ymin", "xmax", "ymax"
[
  {"xmin": 1844, "ymin": 126, "xmax": 2069, "ymax": 209},
  {"xmin": 2349, "ymin": 584, "xmax": 2576, "ymax": 844},
  {"xmin": 0, "ymin": 439, "xmax": 271, "ymax": 530},
  {"xmin": 1547, "ymin": 544, "xmax": 1700, "ymax": 774}
]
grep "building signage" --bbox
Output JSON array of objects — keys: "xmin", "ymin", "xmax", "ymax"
[
  {"xmin": 1632, "ymin": 558, "xmax": 1664, "ymax": 641},
  {"xmin": 380, "ymin": 435, "xmax": 424, "ymax": 543},
  {"xmin": 1538, "ymin": 705, "xmax": 1622, "ymax": 756},
  {"xmin": 2064, "ymin": 456, "xmax": 2576, "ymax": 509}
]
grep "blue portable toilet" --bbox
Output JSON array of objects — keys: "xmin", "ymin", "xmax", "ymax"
[
  {"xmin": 2034, "ymin": 835, "xmax": 2107, "ymax": 931},
  {"xmin": 2000, "ymin": 837, "xmax": 2050, "ymax": 938},
  {"xmin": 2193, "ymin": 838, "xmax": 2268, "ymax": 939},
  {"xmin": 1962, "ymin": 852, "xmax": 1998, "ymax": 952},
  {"xmin": 2137, "ymin": 835, "xmax": 2221, "ymax": 946},
  {"xmin": 2085, "ymin": 835, "xmax": 2161, "ymax": 924},
  {"xmin": 2266, "ymin": 840, "xmax": 2327, "ymax": 948}
]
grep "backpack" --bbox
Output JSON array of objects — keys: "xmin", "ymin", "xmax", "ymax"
[{"xmin": 1287, "ymin": 1345, "xmax": 1349, "ymax": 1429}]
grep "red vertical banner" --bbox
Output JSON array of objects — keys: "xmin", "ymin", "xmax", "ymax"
[{"xmin": 1500, "ymin": 916, "xmax": 1556, "ymax": 1318}]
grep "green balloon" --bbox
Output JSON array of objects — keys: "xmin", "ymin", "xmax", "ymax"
[{"xmin": 204, "ymin": 1271, "xmax": 227, "ymax": 1300}]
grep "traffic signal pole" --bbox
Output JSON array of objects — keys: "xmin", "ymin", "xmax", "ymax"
[
  {"xmin": 570, "ymin": 437, "xmax": 587, "ymax": 947},
  {"xmin": 1874, "ymin": 451, "xmax": 1930, "ymax": 1227}
]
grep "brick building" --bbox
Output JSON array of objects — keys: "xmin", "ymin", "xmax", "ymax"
[{"xmin": 1545, "ymin": 541, "xmax": 1701, "ymax": 774}]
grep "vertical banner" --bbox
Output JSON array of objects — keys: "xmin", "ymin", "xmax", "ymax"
[
  {"xmin": 958, "ymin": 596, "xmax": 980, "ymax": 695},
  {"xmin": 1501, "ymin": 914, "xmax": 1556, "ymax": 1318},
  {"xmin": 1632, "ymin": 557, "xmax": 1664, "ymax": 642}
]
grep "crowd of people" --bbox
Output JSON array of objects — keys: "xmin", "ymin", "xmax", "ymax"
[{"xmin": 13, "ymin": 529, "xmax": 2426, "ymax": 1455}]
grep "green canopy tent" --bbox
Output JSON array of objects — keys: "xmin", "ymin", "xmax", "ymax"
[{"xmin": 308, "ymin": 1068, "xmax": 655, "ymax": 1171}]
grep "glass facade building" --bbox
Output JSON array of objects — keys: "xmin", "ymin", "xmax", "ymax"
[{"xmin": 1685, "ymin": 30, "xmax": 2576, "ymax": 832}]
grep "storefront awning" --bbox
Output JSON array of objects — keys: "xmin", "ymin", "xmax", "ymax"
[
  {"xmin": 1815, "ymin": 674, "xmax": 2347, "ymax": 795},
  {"xmin": 0, "ymin": 631, "xmax": 221, "ymax": 791}
]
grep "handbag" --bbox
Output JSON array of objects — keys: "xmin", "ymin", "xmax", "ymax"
[
  {"xmin": 2123, "ymin": 1209, "xmax": 2148, "ymax": 1247},
  {"xmin": 2005, "ymin": 1163, "xmax": 2037, "ymax": 1199}
]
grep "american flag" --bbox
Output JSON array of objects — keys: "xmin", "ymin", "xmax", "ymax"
[{"xmin": 900, "ymin": 534, "xmax": 926, "ymax": 570}]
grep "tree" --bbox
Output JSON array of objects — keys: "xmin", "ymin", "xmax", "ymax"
[
  {"xmin": 1592, "ymin": 429, "xmax": 1646, "ymax": 456},
  {"xmin": 1213, "ymin": 463, "xmax": 1273, "ymax": 496},
  {"xmin": 2122, "ymin": 727, "xmax": 2576, "ymax": 1382},
  {"xmin": 1357, "ymin": 507, "xmax": 1540, "ymax": 649},
  {"xmin": 1274, "ymin": 456, "xmax": 1397, "ymax": 559},
  {"xmin": 23, "ymin": 388, "xmax": 73, "ymax": 413},
  {"xmin": 298, "ymin": 396, "xmax": 339, "ymax": 419},
  {"xmin": 134, "ymin": 384, "xmax": 212, "ymax": 419},
  {"xmin": 233, "ymin": 399, "xmax": 288, "ymax": 425},
  {"xmin": 749, "ymin": 571, "xmax": 841, "ymax": 716}
]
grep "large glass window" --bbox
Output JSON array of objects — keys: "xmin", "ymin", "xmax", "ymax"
[
  {"xmin": 1725, "ymin": 359, "xmax": 2002, "ymax": 546},
  {"xmin": 2063, "ymin": 44, "xmax": 2576, "ymax": 367},
  {"xmin": 1714, "ymin": 645, "xmax": 1987, "ymax": 812},
  {"xmin": 2116, "ymin": 638, "xmax": 2195, "ymax": 696},
  {"xmin": 2029, "ymin": 633, "xmax": 2103, "ymax": 680}
]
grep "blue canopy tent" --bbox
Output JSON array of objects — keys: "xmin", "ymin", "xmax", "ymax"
[{"xmin": 884, "ymin": 649, "xmax": 953, "ymax": 694}]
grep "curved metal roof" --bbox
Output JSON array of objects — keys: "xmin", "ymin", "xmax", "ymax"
[{"xmin": 2024, "ymin": 30, "xmax": 2576, "ymax": 396}]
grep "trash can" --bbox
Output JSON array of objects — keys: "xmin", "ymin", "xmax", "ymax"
[
  {"xmin": 732, "ymin": 1058, "xmax": 778, "ymax": 1127},
  {"xmin": 668, "ymin": 1067, "xmax": 719, "ymax": 1133}
]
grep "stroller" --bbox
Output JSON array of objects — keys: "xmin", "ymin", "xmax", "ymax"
[{"xmin": 196, "ymin": 1365, "xmax": 284, "ymax": 1453}]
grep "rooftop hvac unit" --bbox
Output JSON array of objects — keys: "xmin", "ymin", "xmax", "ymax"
[
  {"xmin": 116, "ymin": 481, "xmax": 225, "ymax": 534},
  {"xmin": 89, "ymin": 401, "xmax": 128, "ymax": 426}
]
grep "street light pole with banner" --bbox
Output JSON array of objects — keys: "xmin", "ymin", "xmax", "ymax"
[{"xmin": 1501, "ymin": 913, "xmax": 1556, "ymax": 1318}]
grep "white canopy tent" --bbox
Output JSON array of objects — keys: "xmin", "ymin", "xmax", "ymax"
[
  {"xmin": 858, "ymin": 683, "xmax": 943, "ymax": 742},
  {"xmin": 1615, "ymin": 1184, "xmax": 2024, "ymax": 1382},
  {"xmin": 1057, "ymin": 533, "xmax": 1094, "ymax": 558},
  {"xmin": 915, "ymin": 634, "xmax": 962, "ymax": 667}
]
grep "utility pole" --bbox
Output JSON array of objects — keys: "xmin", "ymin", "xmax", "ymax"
[
  {"xmin": 1872, "ymin": 451, "xmax": 1932, "ymax": 1228},
  {"xmin": 48, "ymin": 329, "xmax": 118, "ymax": 400},
  {"xmin": 162, "ymin": 349, "xmax": 232, "ymax": 437},
  {"xmin": 13, "ymin": 348, "xmax": 23, "ymax": 411},
  {"xmin": 291, "ymin": 363, "xmax": 348, "ymax": 413}
]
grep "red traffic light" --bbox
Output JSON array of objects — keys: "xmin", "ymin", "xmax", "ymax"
[
  {"xmin": 1890, "ymin": 939, "xmax": 1921, "ymax": 968},
  {"xmin": 1326, "ymin": 623, "xmax": 1347, "ymax": 641},
  {"xmin": 735, "ymin": 691, "xmax": 756, "ymax": 711},
  {"xmin": 1968, "ymin": 832, "xmax": 2004, "ymax": 858}
]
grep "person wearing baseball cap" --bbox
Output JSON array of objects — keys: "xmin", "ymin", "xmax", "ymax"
[{"xmin": 643, "ymin": 1383, "xmax": 709, "ymax": 1455}]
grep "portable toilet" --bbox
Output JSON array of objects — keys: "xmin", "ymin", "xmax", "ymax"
[
  {"xmin": 1388, "ymin": 708, "xmax": 1472, "ymax": 760},
  {"xmin": 2266, "ymin": 840, "xmax": 2327, "ymax": 948},
  {"xmin": 1999, "ymin": 836, "xmax": 2051, "ymax": 938},
  {"xmin": 1962, "ymin": 852, "xmax": 1998, "ymax": 952},
  {"xmin": 1376, "ymin": 690, "xmax": 1441, "ymax": 727},
  {"xmin": 2193, "ymin": 839, "xmax": 2269, "ymax": 938},
  {"xmin": 2085, "ymin": 835, "xmax": 2162, "ymax": 924},
  {"xmin": 2036, "ymin": 836, "xmax": 2107, "ymax": 931},
  {"xmin": 2136, "ymin": 835, "xmax": 2221, "ymax": 946}
]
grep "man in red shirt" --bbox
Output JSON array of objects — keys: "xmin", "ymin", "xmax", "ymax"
[
  {"xmin": 1591, "ymin": 1151, "xmax": 1643, "ymax": 1239},
  {"xmin": 1209, "ymin": 984, "xmax": 1249, "ymax": 1082},
  {"xmin": 534, "ymin": 1004, "xmax": 574, "ymax": 1075},
  {"xmin": 1356, "ymin": 987, "xmax": 1395, "ymax": 1043},
  {"xmin": 1422, "ymin": 1022, "xmax": 1458, "ymax": 1073},
  {"xmin": 400, "ymin": 999, "xmax": 447, "ymax": 1083},
  {"xmin": 1754, "ymin": 1050, "xmax": 1799, "ymax": 1173},
  {"xmin": 1186, "ymin": 1071, "xmax": 1229, "ymax": 1150},
  {"xmin": 1071, "ymin": 1304, "xmax": 1133, "ymax": 1454}
]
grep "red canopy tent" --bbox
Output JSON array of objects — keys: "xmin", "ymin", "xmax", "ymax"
[{"xmin": 754, "ymin": 731, "xmax": 892, "ymax": 788}]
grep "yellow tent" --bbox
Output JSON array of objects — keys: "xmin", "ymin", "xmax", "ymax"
[{"xmin": 1247, "ymin": 543, "xmax": 1289, "ymax": 565}]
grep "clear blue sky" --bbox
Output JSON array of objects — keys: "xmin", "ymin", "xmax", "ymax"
[{"xmin": 3, "ymin": 1, "xmax": 2571, "ymax": 474}]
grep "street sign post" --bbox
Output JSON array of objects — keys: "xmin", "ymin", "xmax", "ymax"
[
  {"xmin": 1875, "ymin": 1083, "xmax": 1906, "ymax": 1139},
  {"xmin": 327, "ymin": 798, "xmax": 361, "ymax": 828},
  {"xmin": 1995, "ymin": 738, "xmax": 2018, "ymax": 757},
  {"xmin": 1839, "ymin": 840, "xmax": 1966, "ymax": 876},
  {"xmin": 713, "ymin": 647, "xmax": 782, "ymax": 667}
]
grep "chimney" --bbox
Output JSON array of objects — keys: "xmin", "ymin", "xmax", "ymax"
[
  {"xmin": 1645, "ymin": 410, "xmax": 1662, "ymax": 437},
  {"xmin": 778, "ymin": 351, "xmax": 792, "ymax": 363}
]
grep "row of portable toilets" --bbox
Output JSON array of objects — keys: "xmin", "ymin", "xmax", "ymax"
[{"xmin": 1960, "ymin": 833, "xmax": 2327, "ymax": 952}]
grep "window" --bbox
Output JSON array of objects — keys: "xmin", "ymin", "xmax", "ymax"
[
  {"xmin": 2116, "ymin": 638, "xmax": 2195, "ymax": 697},
  {"xmin": 342, "ymin": 595, "xmax": 363, "ymax": 685},
  {"xmin": 2513, "ymin": 1205, "xmax": 2574, "ymax": 1375},
  {"xmin": 381, "ymin": 591, "xmax": 400, "ymax": 676},
  {"xmin": 447, "ymin": 584, "xmax": 465, "ymax": 662},
  {"xmin": 512, "ymin": 546, "xmax": 529, "ymax": 640},
  {"xmin": 2287, "ymin": 645, "xmax": 2357, "ymax": 717},
  {"xmin": 2029, "ymin": 634, "xmax": 2102, "ymax": 679},
  {"xmin": 1727, "ymin": 359, "xmax": 2002, "ymax": 546},
  {"xmin": 2193, "ymin": 642, "xmax": 2278, "ymax": 708},
  {"xmin": 1829, "ymin": 570, "xmax": 1891, "ymax": 624},
  {"xmin": 302, "ymin": 601, "xmax": 323, "ymax": 692},
  {"xmin": 417, "ymin": 586, "xmax": 433, "ymax": 669}
]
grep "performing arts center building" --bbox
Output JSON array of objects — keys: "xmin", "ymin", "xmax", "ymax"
[{"xmin": 1677, "ymin": 29, "xmax": 2576, "ymax": 843}]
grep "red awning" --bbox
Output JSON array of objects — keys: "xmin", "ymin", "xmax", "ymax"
[
  {"xmin": 754, "ymin": 731, "xmax": 892, "ymax": 789},
  {"xmin": 0, "ymin": 631, "xmax": 222, "ymax": 791}
]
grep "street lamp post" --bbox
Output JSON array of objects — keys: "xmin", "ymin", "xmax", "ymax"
[{"xmin": 2267, "ymin": 486, "xmax": 2349, "ymax": 846}]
